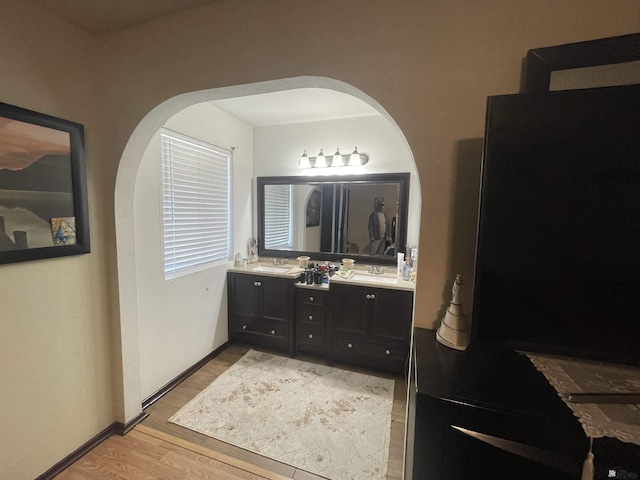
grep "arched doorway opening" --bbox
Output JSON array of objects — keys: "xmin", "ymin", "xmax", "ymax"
[{"xmin": 114, "ymin": 76, "xmax": 421, "ymax": 421}]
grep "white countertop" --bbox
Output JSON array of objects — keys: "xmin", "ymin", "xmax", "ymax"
[{"xmin": 228, "ymin": 261, "xmax": 415, "ymax": 292}]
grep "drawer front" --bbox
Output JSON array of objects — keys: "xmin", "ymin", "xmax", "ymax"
[
  {"xmin": 296, "ymin": 322, "xmax": 326, "ymax": 354},
  {"xmin": 333, "ymin": 335, "xmax": 408, "ymax": 372},
  {"xmin": 230, "ymin": 316, "xmax": 289, "ymax": 349},
  {"xmin": 296, "ymin": 304, "xmax": 325, "ymax": 326},
  {"xmin": 296, "ymin": 289, "xmax": 327, "ymax": 308}
]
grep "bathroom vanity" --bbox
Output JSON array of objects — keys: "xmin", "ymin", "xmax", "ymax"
[{"xmin": 227, "ymin": 263, "xmax": 414, "ymax": 373}]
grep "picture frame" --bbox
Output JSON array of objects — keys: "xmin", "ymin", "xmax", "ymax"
[
  {"xmin": 523, "ymin": 33, "xmax": 640, "ymax": 92},
  {"xmin": 0, "ymin": 102, "xmax": 90, "ymax": 265},
  {"xmin": 305, "ymin": 189, "xmax": 321, "ymax": 227}
]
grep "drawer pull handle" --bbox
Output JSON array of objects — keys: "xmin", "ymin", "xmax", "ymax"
[
  {"xmin": 366, "ymin": 294, "xmax": 371, "ymax": 299},
  {"xmin": 385, "ymin": 349, "xmax": 391, "ymax": 355},
  {"xmin": 309, "ymin": 296, "xmax": 314, "ymax": 302},
  {"xmin": 254, "ymin": 281, "xmax": 262, "ymax": 287},
  {"xmin": 308, "ymin": 333, "xmax": 314, "ymax": 339},
  {"xmin": 347, "ymin": 342, "xmax": 353, "ymax": 348},
  {"xmin": 308, "ymin": 315, "xmax": 313, "ymax": 320},
  {"xmin": 370, "ymin": 294, "xmax": 376, "ymax": 300},
  {"xmin": 271, "ymin": 329, "xmax": 276, "ymax": 335},
  {"xmin": 242, "ymin": 325, "xmax": 247, "ymax": 330}
]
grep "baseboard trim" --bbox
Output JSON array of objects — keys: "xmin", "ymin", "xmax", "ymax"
[
  {"xmin": 35, "ymin": 422, "xmax": 119, "ymax": 480},
  {"xmin": 117, "ymin": 410, "xmax": 150, "ymax": 435},
  {"xmin": 142, "ymin": 341, "xmax": 229, "ymax": 409},
  {"xmin": 37, "ymin": 343, "xmax": 228, "ymax": 479}
]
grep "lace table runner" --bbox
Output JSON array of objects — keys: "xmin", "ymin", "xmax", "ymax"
[{"xmin": 525, "ymin": 352, "xmax": 640, "ymax": 446}]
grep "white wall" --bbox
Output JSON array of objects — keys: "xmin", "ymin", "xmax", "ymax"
[
  {"xmin": 134, "ymin": 102, "xmax": 253, "ymax": 398},
  {"xmin": 253, "ymin": 115, "xmax": 421, "ymax": 248}
]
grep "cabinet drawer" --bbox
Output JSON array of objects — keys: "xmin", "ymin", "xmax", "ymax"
[
  {"xmin": 333, "ymin": 335, "xmax": 407, "ymax": 363},
  {"xmin": 296, "ymin": 289, "xmax": 327, "ymax": 308},
  {"xmin": 231, "ymin": 317, "xmax": 288, "ymax": 338},
  {"xmin": 296, "ymin": 304, "xmax": 325, "ymax": 326},
  {"xmin": 230, "ymin": 316, "xmax": 289, "ymax": 348},
  {"xmin": 296, "ymin": 323, "xmax": 326, "ymax": 354}
]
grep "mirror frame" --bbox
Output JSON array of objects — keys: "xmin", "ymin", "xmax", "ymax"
[{"xmin": 257, "ymin": 173, "xmax": 410, "ymax": 265}]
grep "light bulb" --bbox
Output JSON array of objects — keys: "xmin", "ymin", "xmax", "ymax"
[
  {"xmin": 299, "ymin": 150, "xmax": 311, "ymax": 168},
  {"xmin": 333, "ymin": 148, "xmax": 342, "ymax": 166},
  {"xmin": 315, "ymin": 148, "xmax": 327, "ymax": 168},
  {"xmin": 349, "ymin": 146, "xmax": 360, "ymax": 166}
]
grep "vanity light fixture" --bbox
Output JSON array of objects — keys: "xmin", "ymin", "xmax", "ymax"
[
  {"xmin": 299, "ymin": 150, "xmax": 312, "ymax": 168},
  {"xmin": 315, "ymin": 148, "xmax": 328, "ymax": 168},
  {"xmin": 333, "ymin": 148, "xmax": 342, "ymax": 166},
  {"xmin": 298, "ymin": 146, "xmax": 369, "ymax": 168},
  {"xmin": 348, "ymin": 146, "xmax": 362, "ymax": 166}
]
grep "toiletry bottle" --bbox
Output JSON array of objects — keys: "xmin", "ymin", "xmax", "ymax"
[
  {"xmin": 306, "ymin": 263, "xmax": 314, "ymax": 284},
  {"xmin": 234, "ymin": 252, "xmax": 242, "ymax": 267},
  {"xmin": 402, "ymin": 260, "xmax": 411, "ymax": 280}
]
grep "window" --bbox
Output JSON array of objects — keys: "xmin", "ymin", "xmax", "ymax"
[
  {"xmin": 264, "ymin": 184, "xmax": 292, "ymax": 249},
  {"xmin": 161, "ymin": 129, "xmax": 231, "ymax": 279}
]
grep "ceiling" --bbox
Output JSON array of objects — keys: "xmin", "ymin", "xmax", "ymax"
[
  {"xmin": 212, "ymin": 89, "xmax": 379, "ymax": 127},
  {"xmin": 26, "ymin": 1, "xmax": 381, "ymax": 126}
]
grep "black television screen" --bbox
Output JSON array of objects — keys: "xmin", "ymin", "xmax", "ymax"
[{"xmin": 472, "ymin": 84, "xmax": 640, "ymax": 366}]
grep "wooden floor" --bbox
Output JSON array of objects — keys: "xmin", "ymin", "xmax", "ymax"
[{"xmin": 57, "ymin": 343, "xmax": 407, "ymax": 479}]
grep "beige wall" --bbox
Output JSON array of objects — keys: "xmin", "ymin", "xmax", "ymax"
[
  {"xmin": 0, "ymin": 2, "xmax": 116, "ymax": 479},
  {"xmin": 1, "ymin": 0, "xmax": 639, "ymax": 477}
]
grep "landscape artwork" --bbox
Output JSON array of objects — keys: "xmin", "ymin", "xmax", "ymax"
[
  {"xmin": 0, "ymin": 102, "xmax": 89, "ymax": 264},
  {"xmin": 0, "ymin": 117, "xmax": 74, "ymax": 251}
]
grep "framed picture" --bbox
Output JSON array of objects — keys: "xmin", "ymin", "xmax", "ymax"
[
  {"xmin": 523, "ymin": 33, "xmax": 640, "ymax": 93},
  {"xmin": 306, "ymin": 189, "xmax": 321, "ymax": 227},
  {"xmin": 0, "ymin": 102, "xmax": 90, "ymax": 265}
]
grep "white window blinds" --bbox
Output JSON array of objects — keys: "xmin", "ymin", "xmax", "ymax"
[
  {"xmin": 264, "ymin": 184, "xmax": 293, "ymax": 249},
  {"xmin": 161, "ymin": 129, "xmax": 231, "ymax": 279}
]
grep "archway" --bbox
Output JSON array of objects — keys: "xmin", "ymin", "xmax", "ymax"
[{"xmin": 115, "ymin": 76, "xmax": 420, "ymax": 422}]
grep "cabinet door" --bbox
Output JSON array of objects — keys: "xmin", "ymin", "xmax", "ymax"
[
  {"xmin": 331, "ymin": 283, "xmax": 368, "ymax": 338},
  {"xmin": 370, "ymin": 288, "xmax": 413, "ymax": 344},
  {"xmin": 260, "ymin": 276, "xmax": 290, "ymax": 322},
  {"xmin": 228, "ymin": 273, "xmax": 260, "ymax": 320}
]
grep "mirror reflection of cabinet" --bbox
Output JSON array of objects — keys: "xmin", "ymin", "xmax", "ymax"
[{"xmin": 258, "ymin": 173, "xmax": 409, "ymax": 265}]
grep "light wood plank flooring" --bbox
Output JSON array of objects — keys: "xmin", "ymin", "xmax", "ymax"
[{"xmin": 58, "ymin": 343, "xmax": 407, "ymax": 479}]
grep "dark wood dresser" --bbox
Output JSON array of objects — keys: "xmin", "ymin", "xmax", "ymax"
[{"xmin": 405, "ymin": 328, "xmax": 640, "ymax": 480}]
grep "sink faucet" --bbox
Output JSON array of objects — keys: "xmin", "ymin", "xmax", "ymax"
[
  {"xmin": 272, "ymin": 258, "xmax": 286, "ymax": 266},
  {"xmin": 367, "ymin": 265, "xmax": 384, "ymax": 274}
]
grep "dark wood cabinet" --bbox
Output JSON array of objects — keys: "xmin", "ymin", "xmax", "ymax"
[
  {"xmin": 295, "ymin": 288, "xmax": 327, "ymax": 356},
  {"xmin": 227, "ymin": 270, "xmax": 414, "ymax": 372},
  {"xmin": 406, "ymin": 328, "xmax": 640, "ymax": 480},
  {"xmin": 330, "ymin": 283, "xmax": 413, "ymax": 373},
  {"xmin": 227, "ymin": 272, "xmax": 294, "ymax": 356}
]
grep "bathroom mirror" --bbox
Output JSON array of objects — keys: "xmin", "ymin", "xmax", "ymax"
[{"xmin": 257, "ymin": 173, "xmax": 409, "ymax": 265}]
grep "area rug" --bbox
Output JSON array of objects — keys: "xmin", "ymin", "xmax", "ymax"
[{"xmin": 169, "ymin": 349, "xmax": 394, "ymax": 480}]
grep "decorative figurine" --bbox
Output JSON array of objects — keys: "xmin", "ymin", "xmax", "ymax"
[
  {"xmin": 451, "ymin": 273, "xmax": 462, "ymax": 305},
  {"xmin": 436, "ymin": 274, "xmax": 470, "ymax": 350}
]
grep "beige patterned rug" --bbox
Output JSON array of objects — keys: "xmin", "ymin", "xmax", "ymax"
[{"xmin": 169, "ymin": 349, "xmax": 394, "ymax": 480}]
